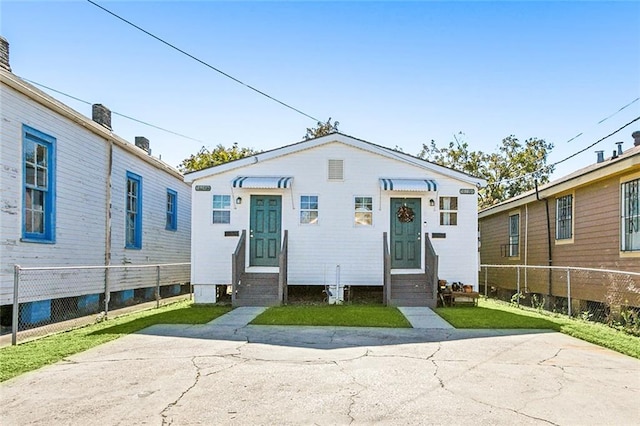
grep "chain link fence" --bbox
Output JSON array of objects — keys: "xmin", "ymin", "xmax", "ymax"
[
  {"xmin": 2, "ymin": 263, "xmax": 190, "ymax": 345},
  {"xmin": 480, "ymin": 264, "xmax": 640, "ymax": 334}
]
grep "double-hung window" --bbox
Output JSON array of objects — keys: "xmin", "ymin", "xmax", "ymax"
[
  {"xmin": 126, "ymin": 171, "xmax": 142, "ymax": 249},
  {"xmin": 354, "ymin": 196, "xmax": 373, "ymax": 226},
  {"xmin": 300, "ymin": 195, "xmax": 318, "ymax": 224},
  {"xmin": 621, "ymin": 178, "xmax": 639, "ymax": 252},
  {"xmin": 22, "ymin": 125, "xmax": 56, "ymax": 242},
  {"xmin": 213, "ymin": 195, "xmax": 231, "ymax": 224},
  {"xmin": 556, "ymin": 194, "xmax": 573, "ymax": 240},
  {"xmin": 439, "ymin": 197, "xmax": 458, "ymax": 226},
  {"xmin": 508, "ymin": 213, "xmax": 520, "ymax": 257},
  {"xmin": 166, "ymin": 189, "xmax": 177, "ymax": 231}
]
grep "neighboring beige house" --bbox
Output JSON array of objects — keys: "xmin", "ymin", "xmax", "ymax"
[{"xmin": 478, "ymin": 133, "xmax": 640, "ymax": 311}]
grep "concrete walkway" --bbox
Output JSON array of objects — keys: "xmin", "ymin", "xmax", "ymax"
[
  {"xmin": 1, "ymin": 307, "xmax": 639, "ymax": 425},
  {"xmin": 397, "ymin": 306, "xmax": 454, "ymax": 329}
]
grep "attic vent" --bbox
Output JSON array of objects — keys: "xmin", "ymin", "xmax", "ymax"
[{"xmin": 328, "ymin": 159, "xmax": 344, "ymax": 181}]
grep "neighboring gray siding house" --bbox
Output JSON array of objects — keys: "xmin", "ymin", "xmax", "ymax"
[
  {"xmin": 186, "ymin": 133, "xmax": 485, "ymax": 307},
  {"xmin": 0, "ymin": 38, "xmax": 191, "ymax": 325}
]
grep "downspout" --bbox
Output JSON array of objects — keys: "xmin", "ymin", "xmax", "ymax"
[
  {"xmin": 524, "ymin": 204, "xmax": 528, "ymax": 292},
  {"xmin": 104, "ymin": 141, "xmax": 113, "ymax": 315},
  {"xmin": 534, "ymin": 180, "xmax": 553, "ymax": 303}
]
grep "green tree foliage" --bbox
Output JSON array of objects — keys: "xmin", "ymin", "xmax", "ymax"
[
  {"xmin": 179, "ymin": 143, "xmax": 258, "ymax": 173},
  {"xmin": 419, "ymin": 133, "xmax": 554, "ymax": 209},
  {"xmin": 303, "ymin": 117, "xmax": 340, "ymax": 140}
]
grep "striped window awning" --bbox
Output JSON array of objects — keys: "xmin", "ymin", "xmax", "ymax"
[
  {"xmin": 379, "ymin": 178, "xmax": 438, "ymax": 192},
  {"xmin": 231, "ymin": 176, "xmax": 294, "ymax": 189}
]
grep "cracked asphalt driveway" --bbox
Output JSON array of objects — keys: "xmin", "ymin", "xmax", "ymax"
[{"xmin": 1, "ymin": 322, "xmax": 639, "ymax": 425}]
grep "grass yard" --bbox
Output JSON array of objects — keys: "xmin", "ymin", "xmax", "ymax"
[
  {"xmin": 0, "ymin": 301, "xmax": 230, "ymax": 382},
  {"xmin": 252, "ymin": 304, "xmax": 411, "ymax": 328},
  {"xmin": 436, "ymin": 298, "xmax": 640, "ymax": 360}
]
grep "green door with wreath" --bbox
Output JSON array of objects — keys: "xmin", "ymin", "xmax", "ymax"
[{"xmin": 390, "ymin": 198, "xmax": 421, "ymax": 269}]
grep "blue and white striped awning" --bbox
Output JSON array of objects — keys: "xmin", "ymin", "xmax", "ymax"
[
  {"xmin": 380, "ymin": 178, "xmax": 438, "ymax": 192},
  {"xmin": 231, "ymin": 176, "xmax": 294, "ymax": 189}
]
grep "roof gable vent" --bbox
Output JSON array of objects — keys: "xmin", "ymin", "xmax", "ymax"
[{"xmin": 328, "ymin": 159, "xmax": 344, "ymax": 181}]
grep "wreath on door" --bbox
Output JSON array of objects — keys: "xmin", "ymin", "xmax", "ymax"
[{"xmin": 396, "ymin": 205, "xmax": 415, "ymax": 223}]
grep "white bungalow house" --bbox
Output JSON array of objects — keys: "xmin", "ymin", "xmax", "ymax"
[{"xmin": 186, "ymin": 133, "xmax": 485, "ymax": 307}]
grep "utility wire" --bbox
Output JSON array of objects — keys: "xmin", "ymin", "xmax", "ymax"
[
  {"xmin": 24, "ymin": 78, "xmax": 210, "ymax": 145},
  {"xmin": 566, "ymin": 97, "xmax": 639, "ymax": 143},
  {"xmin": 86, "ymin": 0, "xmax": 321, "ymax": 123},
  {"xmin": 496, "ymin": 115, "xmax": 640, "ymax": 186}
]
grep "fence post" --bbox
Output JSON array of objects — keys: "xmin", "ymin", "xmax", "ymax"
[
  {"xmin": 567, "ymin": 268, "xmax": 571, "ymax": 317},
  {"xmin": 156, "ymin": 265, "xmax": 161, "ymax": 308},
  {"xmin": 484, "ymin": 267, "xmax": 488, "ymax": 297},
  {"xmin": 516, "ymin": 266, "xmax": 520, "ymax": 307},
  {"xmin": 12, "ymin": 264, "xmax": 20, "ymax": 346},
  {"xmin": 104, "ymin": 266, "xmax": 110, "ymax": 318}
]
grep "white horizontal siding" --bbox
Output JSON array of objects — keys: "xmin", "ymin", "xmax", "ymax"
[
  {"xmin": 0, "ymin": 82, "xmax": 191, "ymax": 304},
  {"xmin": 191, "ymin": 141, "xmax": 480, "ymax": 295}
]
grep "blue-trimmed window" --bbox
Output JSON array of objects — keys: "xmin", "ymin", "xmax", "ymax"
[
  {"xmin": 212, "ymin": 195, "xmax": 231, "ymax": 224},
  {"xmin": 125, "ymin": 171, "xmax": 142, "ymax": 248},
  {"xmin": 22, "ymin": 125, "xmax": 56, "ymax": 243},
  {"xmin": 166, "ymin": 189, "xmax": 177, "ymax": 231}
]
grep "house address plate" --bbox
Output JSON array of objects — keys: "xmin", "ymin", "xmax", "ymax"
[
  {"xmin": 459, "ymin": 188, "xmax": 475, "ymax": 194},
  {"xmin": 195, "ymin": 185, "xmax": 211, "ymax": 191}
]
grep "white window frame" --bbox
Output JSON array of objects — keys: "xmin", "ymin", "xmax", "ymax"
[
  {"xmin": 354, "ymin": 196, "xmax": 373, "ymax": 226},
  {"xmin": 300, "ymin": 195, "xmax": 319, "ymax": 225},
  {"xmin": 212, "ymin": 194, "xmax": 231, "ymax": 224},
  {"xmin": 508, "ymin": 213, "xmax": 520, "ymax": 258},
  {"xmin": 439, "ymin": 196, "xmax": 458, "ymax": 226},
  {"xmin": 621, "ymin": 177, "xmax": 640, "ymax": 253},
  {"xmin": 555, "ymin": 193, "xmax": 573, "ymax": 242}
]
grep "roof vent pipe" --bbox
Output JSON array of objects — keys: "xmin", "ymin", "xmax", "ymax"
[
  {"xmin": 596, "ymin": 150, "xmax": 604, "ymax": 163},
  {"xmin": 612, "ymin": 150, "xmax": 618, "ymax": 160},
  {"xmin": 633, "ymin": 130, "xmax": 640, "ymax": 147},
  {"xmin": 616, "ymin": 141, "xmax": 624, "ymax": 156}
]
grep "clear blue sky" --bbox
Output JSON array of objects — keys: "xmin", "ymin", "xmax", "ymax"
[{"xmin": 2, "ymin": 1, "xmax": 639, "ymax": 179}]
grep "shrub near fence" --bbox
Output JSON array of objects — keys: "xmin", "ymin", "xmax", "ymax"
[
  {"xmin": 479, "ymin": 264, "xmax": 640, "ymax": 333},
  {"xmin": 4, "ymin": 263, "xmax": 190, "ymax": 345}
]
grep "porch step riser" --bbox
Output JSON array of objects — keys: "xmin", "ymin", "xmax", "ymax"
[{"xmin": 234, "ymin": 272, "xmax": 280, "ymax": 307}]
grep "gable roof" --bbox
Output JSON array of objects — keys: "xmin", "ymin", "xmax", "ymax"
[
  {"xmin": 1, "ymin": 68, "xmax": 184, "ymax": 180},
  {"xmin": 479, "ymin": 143, "xmax": 640, "ymax": 218},
  {"xmin": 184, "ymin": 132, "xmax": 487, "ymax": 187}
]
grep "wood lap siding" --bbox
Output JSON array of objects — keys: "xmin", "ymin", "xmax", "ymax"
[
  {"xmin": 479, "ymin": 172, "xmax": 640, "ymax": 305},
  {"xmin": 0, "ymin": 78, "xmax": 191, "ymax": 304}
]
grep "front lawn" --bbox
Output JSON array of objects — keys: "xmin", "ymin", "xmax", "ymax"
[
  {"xmin": 436, "ymin": 299, "xmax": 640, "ymax": 359},
  {"xmin": 0, "ymin": 301, "xmax": 231, "ymax": 382},
  {"xmin": 252, "ymin": 304, "xmax": 411, "ymax": 328}
]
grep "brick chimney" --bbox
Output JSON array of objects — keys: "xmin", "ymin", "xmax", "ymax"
[
  {"xmin": 0, "ymin": 36, "xmax": 11, "ymax": 72},
  {"xmin": 633, "ymin": 131, "xmax": 640, "ymax": 147},
  {"xmin": 135, "ymin": 136, "xmax": 150, "ymax": 154},
  {"xmin": 92, "ymin": 104, "xmax": 112, "ymax": 130}
]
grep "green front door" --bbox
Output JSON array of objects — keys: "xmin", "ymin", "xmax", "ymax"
[
  {"xmin": 390, "ymin": 198, "xmax": 421, "ymax": 269},
  {"xmin": 250, "ymin": 195, "xmax": 282, "ymax": 266}
]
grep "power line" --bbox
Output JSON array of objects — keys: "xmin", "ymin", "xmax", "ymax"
[
  {"xmin": 24, "ymin": 78, "xmax": 210, "ymax": 145},
  {"xmin": 496, "ymin": 115, "xmax": 640, "ymax": 186},
  {"xmin": 86, "ymin": 0, "xmax": 321, "ymax": 123},
  {"xmin": 566, "ymin": 97, "xmax": 639, "ymax": 143}
]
